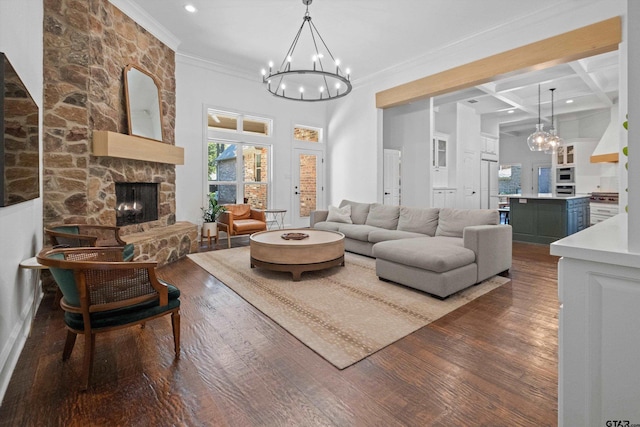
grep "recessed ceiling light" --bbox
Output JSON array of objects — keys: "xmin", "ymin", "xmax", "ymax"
[
  {"xmin": 185, "ymin": 4, "xmax": 197, "ymax": 13},
  {"xmin": 507, "ymin": 110, "xmax": 514, "ymax": 114},
  {"xmin": 566, "ymin": 99, "xmax": 574, "ymax": 104}
]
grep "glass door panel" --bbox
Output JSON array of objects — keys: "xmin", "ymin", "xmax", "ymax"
[{"xmin": 292, "ymin": 148, "xmax": 323, "ymax": 227}]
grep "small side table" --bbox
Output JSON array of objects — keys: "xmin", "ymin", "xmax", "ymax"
[
  {"xmin": 263, "ymin": 209, "xmax": 287, "ymax": 230},
  {"xmin": 19, "ymin": 256, "xmax": 49, "ymax": 336}
]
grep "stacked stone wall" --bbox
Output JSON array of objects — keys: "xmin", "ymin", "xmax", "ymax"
[{"xmin": 43, "ymin": 0, "xmax": 176, "ymax": 232}]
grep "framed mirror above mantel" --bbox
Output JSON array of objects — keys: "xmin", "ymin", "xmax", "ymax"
[{"xmin": 124, "ymin": 64, "xmax": 164, "ymax": 142}]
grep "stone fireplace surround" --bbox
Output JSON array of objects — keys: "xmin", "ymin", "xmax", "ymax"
[{"xmin": 42, "ymin": 0, "xmax": 197, "ymax": 267}]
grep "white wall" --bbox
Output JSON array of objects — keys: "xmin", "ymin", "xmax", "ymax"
[
  {"xmin": 0, "ymin": 0, "xmax": 43, "ymax": 404},
  {"xmin": 382, "ymin": 101, "xmax": 431, "ymax": 207},
  {"xmin": 325, "ymin": 84, "xmax": 380, "ymax": 206},
  {"xmin": 175, "ymin": 56, "xmax": 328, "ymax": 226},
  {"xmin": 325, "ymin": 0, "xmax": 626, "ymax": 210}
]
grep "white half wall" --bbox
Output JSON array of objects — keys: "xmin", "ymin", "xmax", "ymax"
[{"xmin": 0, "ymin": 0, "xmax": 44, "ymax": 405}]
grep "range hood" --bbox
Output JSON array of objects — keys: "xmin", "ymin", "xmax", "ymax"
[{"xmin": 590, "ymin": 103, "xmax": 620, "ymax": 163}]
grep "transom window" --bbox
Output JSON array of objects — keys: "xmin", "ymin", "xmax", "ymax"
[
  {"xmin": 208, "ymin": 109, "xmax": 272, "ymax": 137},
  {"xmin": 294, "ymin": 125, "xmax": 322, "ymax": 143}
]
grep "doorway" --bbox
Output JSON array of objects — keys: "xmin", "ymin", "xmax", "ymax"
[
  {"xmin": 533, "ymin": 163, "xmax": 552, "ymax": 195},
  {"xmin": 462, "ymin": 150, "xmax": 480, "ymax": 209},
  {"xmin": 480, "ymin": 159, "xmax": 499, "ymax": 209},
  {"xmin": 292, "ymin": 148, "xmax": 323, "ymax": 227},
  {"xmin": 383, "ymin": 149, "xmax": 401, "ymax": 205}
]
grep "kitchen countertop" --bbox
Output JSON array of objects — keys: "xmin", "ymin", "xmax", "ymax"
[
  {"xmin": 508, "ymin": 193, "xmax": 590, "ymax": 200},
  {"xmin": 550, "ymin": 213, "xmax": 640, "ymax": 268}
]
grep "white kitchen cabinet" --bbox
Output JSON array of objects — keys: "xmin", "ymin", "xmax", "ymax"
[
  {"xmin": 556, "ymin": 144, "xmax": 575, "ymax": 165},
  {"xmin": 480, "ymin": 133, "xmax": 499, "ymax": 160},
  {"xmin": 551, "ymin": 216, "xmax": 640, "ymax": 426},
  {"xmin": 432, "ymin": 133, "xmax": 449, "ymax": 187},
  {"xmin": 433, "ymin": 188, "xmax": 456, "ymax": 208}
]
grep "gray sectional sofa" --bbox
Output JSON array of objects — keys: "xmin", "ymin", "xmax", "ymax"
[{"xmin": 311, "ymin": 200, "xmax": 512, "ymax": 298}]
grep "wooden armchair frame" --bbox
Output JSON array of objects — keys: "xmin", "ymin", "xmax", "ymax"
[
  {"xmin": 44, "ymin": 224, "xmax": 127, "ymax": 248},
  {"xmin": 37, "ymin": 247, "xmax": 180, "ymax": 390}
]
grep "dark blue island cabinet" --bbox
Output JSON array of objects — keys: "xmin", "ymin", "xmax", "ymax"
[{"xmin": 509, "ymin": 195, "xmax": 590, "ymax": 244}]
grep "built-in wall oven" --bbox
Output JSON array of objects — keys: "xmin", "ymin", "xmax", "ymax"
[
  {"xmin": 556, "ymin": 185, "xmax": 575, "ymax": 196},
  {"xmin": 556, "ymin": 167, "xmax": 575, "ymax": 183}
]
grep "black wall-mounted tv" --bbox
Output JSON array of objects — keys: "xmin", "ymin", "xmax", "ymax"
[{"xmin": 1, "ymin": 52, "xmax": 39, "ymax": 207}]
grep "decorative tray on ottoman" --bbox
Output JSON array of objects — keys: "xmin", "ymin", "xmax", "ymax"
[{"xmin": 281, "ymin": 232, "xmax": 309, "ymax": 240}]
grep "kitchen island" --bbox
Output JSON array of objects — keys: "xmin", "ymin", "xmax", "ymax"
[{"xmin": 509, "ymin": 194, "xmax": 590, "ymax": 244}]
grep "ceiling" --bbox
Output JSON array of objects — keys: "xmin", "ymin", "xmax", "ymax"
[
  {"xmin": 122, "ymin": 0, "xmax": 617, "ymax": 134},
  {"xmin": 434, "ymin": 51, "xmax": 618, "ymax": 136}
]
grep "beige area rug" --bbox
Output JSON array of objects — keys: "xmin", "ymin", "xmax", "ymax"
[{"xmin": 187, "ymin": 247, "xmax": 510, "ymax": 369}]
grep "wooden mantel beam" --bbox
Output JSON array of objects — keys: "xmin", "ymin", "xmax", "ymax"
[
  {"xmin": 376, "ymin": 17, "xmax": 622, "ymax": 109},
  {"xmin": 92, "ymin": 131, "xmax": 184, "ymax": 165}
]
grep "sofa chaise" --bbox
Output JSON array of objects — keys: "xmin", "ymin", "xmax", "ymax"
[{"xmin": 311, "ymin": 200, "xmax": 512, "ymax": 298}]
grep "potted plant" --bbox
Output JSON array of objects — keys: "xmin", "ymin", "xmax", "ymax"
[{"xmin": 201, "ymin": 192, "xmax": 225, "ymax": 240}]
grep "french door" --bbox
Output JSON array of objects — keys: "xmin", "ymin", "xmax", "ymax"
[{"xmin": 292, "ymin": 148, "xmax": 323, "ymax": 228}]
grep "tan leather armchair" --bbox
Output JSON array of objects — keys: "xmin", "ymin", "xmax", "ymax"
[{"xmin": 218, "ymin": 204, "xmax": 267, "ymax": 236}]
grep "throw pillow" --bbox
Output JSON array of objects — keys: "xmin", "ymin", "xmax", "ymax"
[
  {"xmin": 326, "ymin": 205, "xmax": 353, "ymax": 224},
  {"xmin": 338, "ymin": 200, "xmax": 371, "ymax": 224},
  {"xmin": 365, "ymin": 203, "xmax": 400, "ymax": 230}
]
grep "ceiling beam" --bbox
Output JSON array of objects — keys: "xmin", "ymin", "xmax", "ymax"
[{"xmin": 376, "ymin": 17, "xmax": 621, "ymax": 109}]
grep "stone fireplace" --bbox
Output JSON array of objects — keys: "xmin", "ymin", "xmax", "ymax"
[{"xmin": 42, "ymin": 0, "xmax": 197, "ymax": 266}]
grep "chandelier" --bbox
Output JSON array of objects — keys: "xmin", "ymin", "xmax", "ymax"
[
  {"xmin": 527, "ymin": 84, "xmax": 550, "ymax": 151},
  {"xmin": 261, "ymin": 0, "xmax": 352, "ymax": 102},
  {"xmin": 544, "ymin": 88, "xmax": 563, "ymax": 153}
]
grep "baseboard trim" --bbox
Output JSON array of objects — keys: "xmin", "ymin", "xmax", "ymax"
[{"xmin": 0, "ymin": 292, "xmax": 41, "ymax": 405}]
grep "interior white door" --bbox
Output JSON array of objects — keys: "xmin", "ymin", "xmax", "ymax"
[
  {"xmin": 481, "ymin": 159, "xmax": 499, "ymax": 209},
  {"xmin": 489, "ymin": 160, "xmax": 499, "ymax": 209},
  {"xmin": 383, "ymin": 149, "xmax": 401, "ymax": 205},
  {"xmin": 462, "ymin": 150, "xmax": 480, "ymax": 209},
  {"xmin": 480, "ymin": 160, "xmax": 489, "ymax": 209},
  {"xmin": 292, "ymin": 148, "xmax": 323, "ymax": 228}
]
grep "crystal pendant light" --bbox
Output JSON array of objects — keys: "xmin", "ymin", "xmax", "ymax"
[
  {"xmin": 527, "ymin": 84, "xmax": 550, "ymax": 151},
  {"xmin": 544, "ymin": 88, "xmax": 563, "ymax": 153}
]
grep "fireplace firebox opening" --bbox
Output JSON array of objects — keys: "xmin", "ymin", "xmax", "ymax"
[{"xmin": 115, "ymin": 182, "xmax": 159, "ymax": 226}]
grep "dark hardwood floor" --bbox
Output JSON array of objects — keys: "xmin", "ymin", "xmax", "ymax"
[{"xmin": 0, "ymin": 240, "xmax": 559, "ymax": 426}]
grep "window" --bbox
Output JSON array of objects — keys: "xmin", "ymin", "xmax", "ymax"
[
  {"xmin": 208, "ymin": 109, "xmax": 272, "ymax": 137},
  {"xmin": 294, "ymin": 125, "xmax": 322, "ymax": 143},
  {"xmin": 207, "ymin": 141, "xmax": 270, "ymax": 209},
  {"xmin": 243, "ymin": 116, "xmax": 271, "ymax": 136},
  {"xmin": 499, "ymin": 164, "xmax": 521, "ymax": 195},
  {"xmin": 207, "ymin": 111, "xmax": 238, "ymax": 132},
  {"xmin": 206, "ymin": 108, "xmax": 273, "ymax": 209}
]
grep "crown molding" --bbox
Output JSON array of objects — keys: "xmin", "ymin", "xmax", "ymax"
[
  {"xmin": 354, "ymin": 0, "xmax": 606, "ymax": 89},
  {"xmin": 176, "ymin": 53, "xmax": 259, "ymax": 82},
  {"xmin": 108, "ymin": 0, "xmax": 181, "ymax": 51}
]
